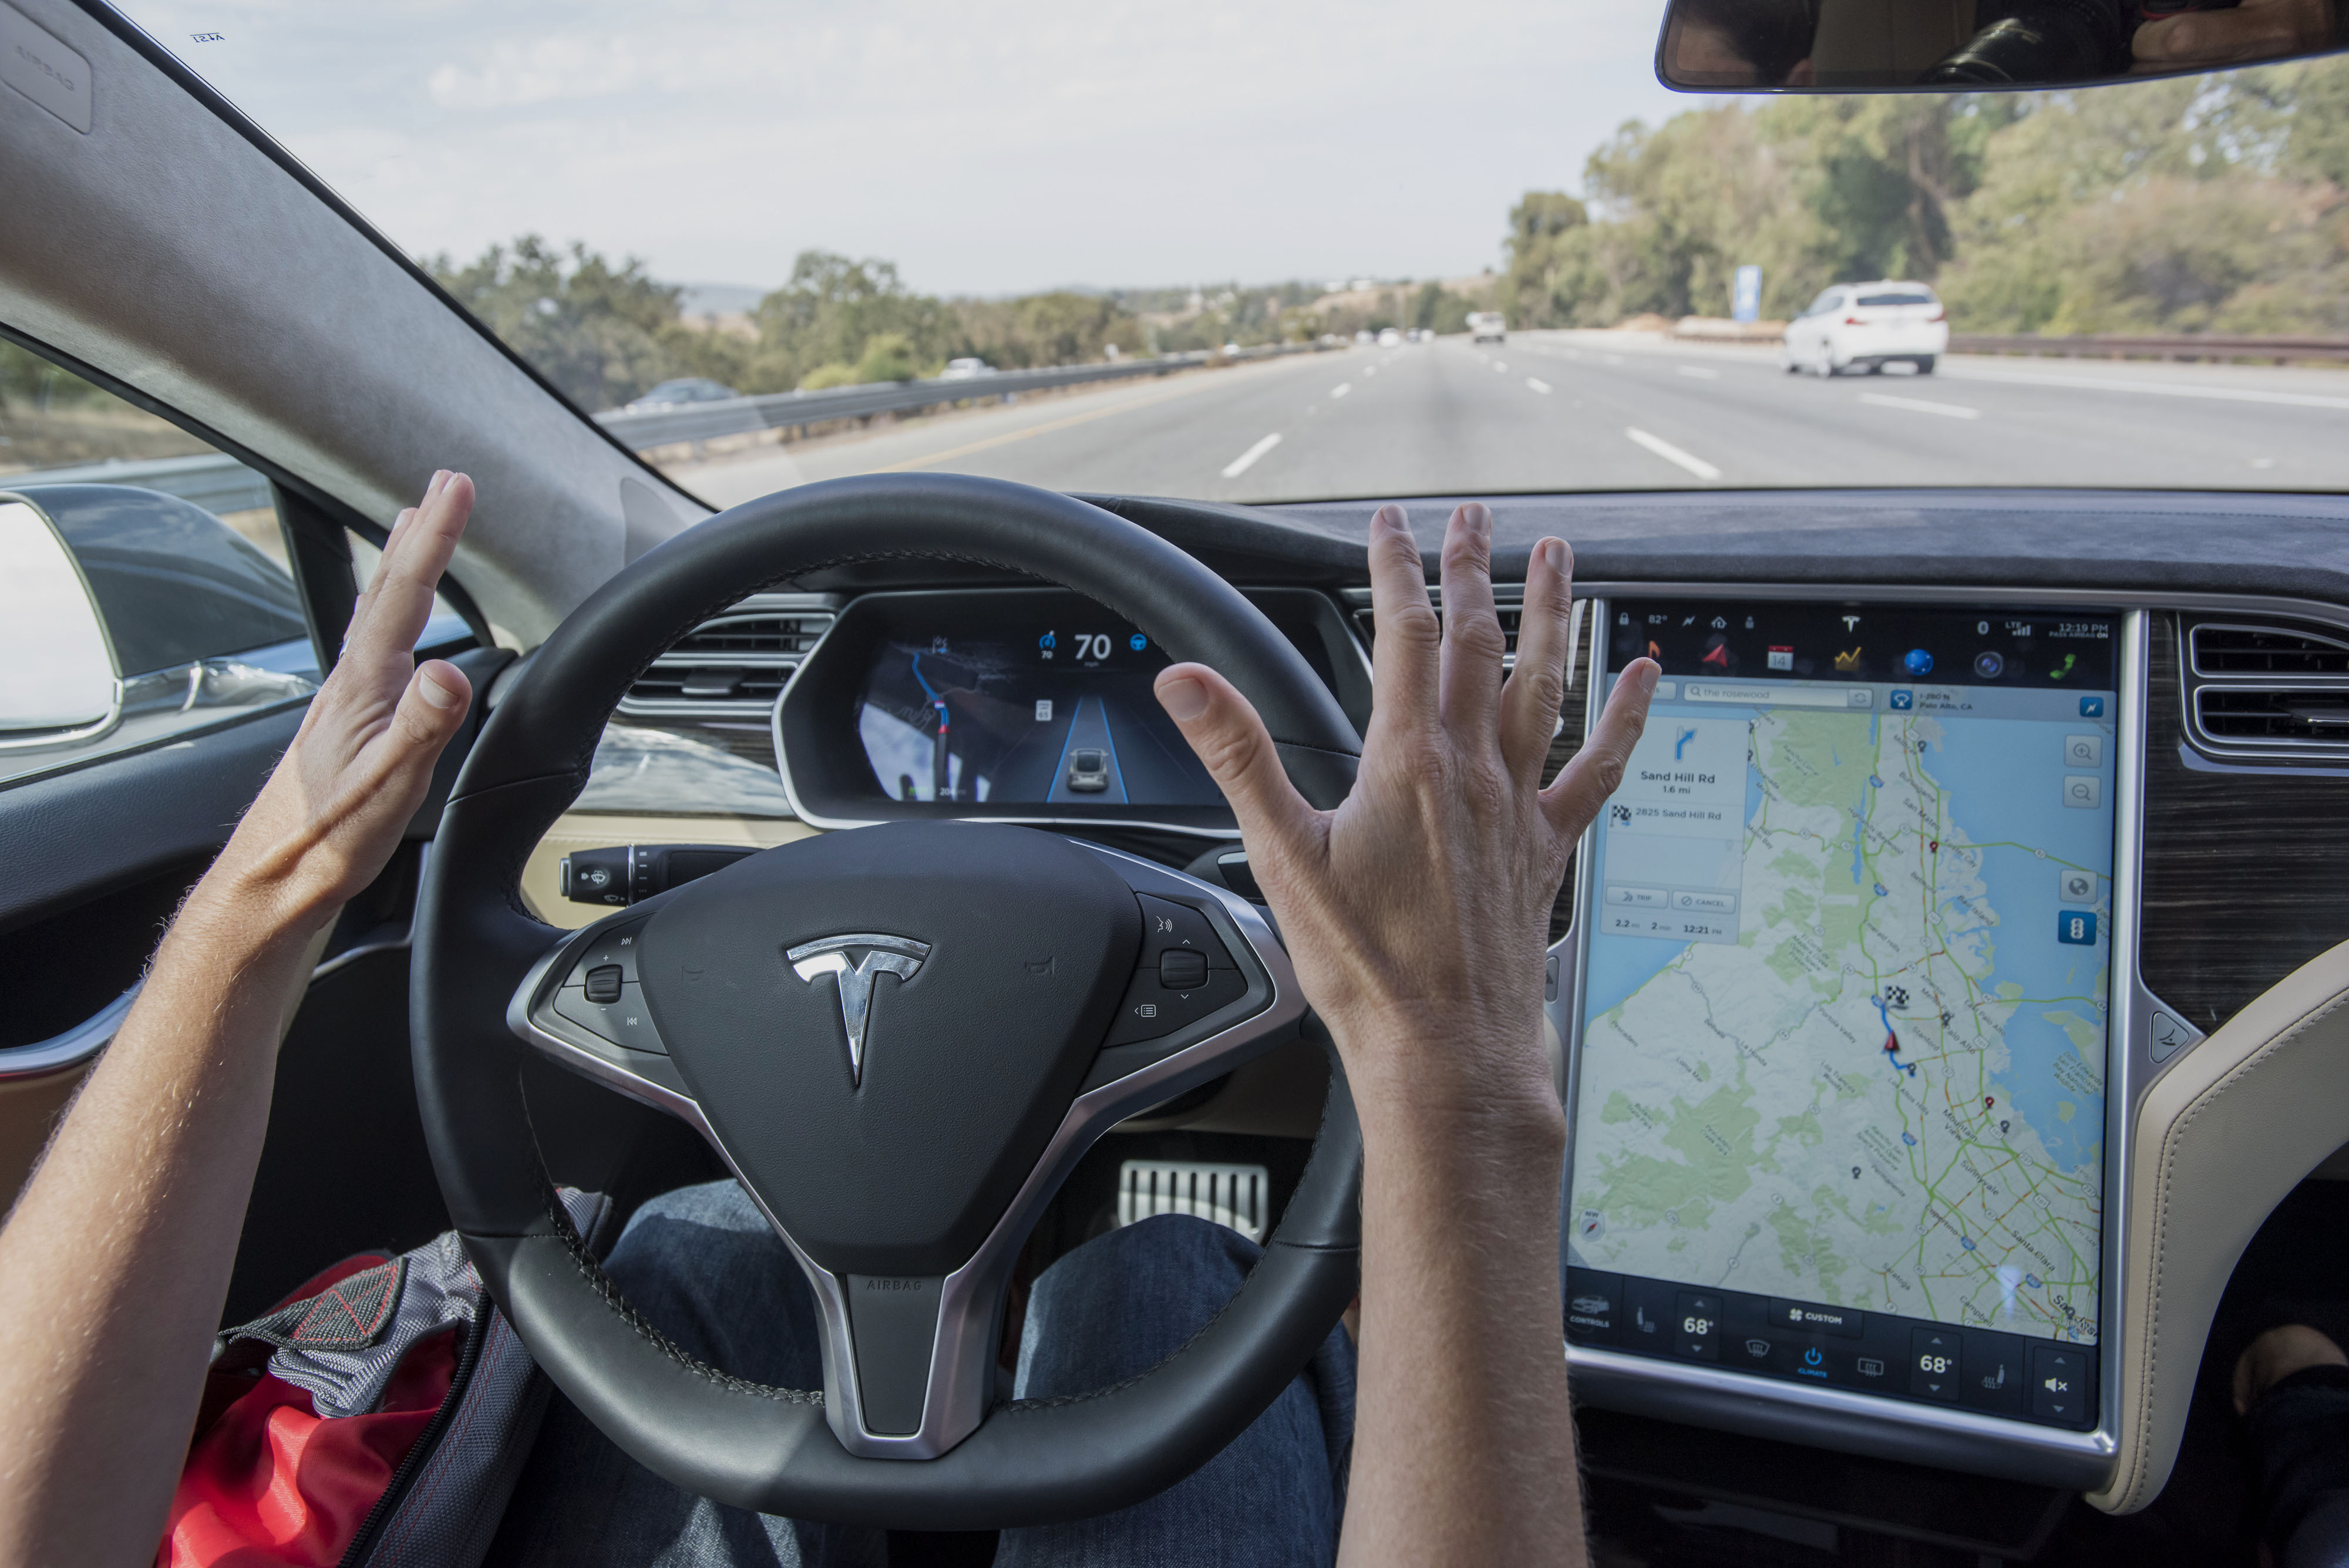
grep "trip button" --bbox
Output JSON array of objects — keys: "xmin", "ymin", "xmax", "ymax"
[
  {"xmin": 1136, "ymin": 894, "xmax": 1236, "ymax": 970},
  {"xmin": 2031, "ymin": 1345, "xmax": 2091, "ymax": 1425},
  {"xmin": 1674, "ymin": 1292, "xmax": 1722, "ymax": 1361},
  {"xmin": 553, "ymin": 981, "xmax": 665, "ymax": 1054},
  {"xmin": 1103, "ymin": 964, "xmax": 1249, "ymax": 1045},
  {"xmin": 1911, "ymin": 1328, "xmax": 1962, "ymax": 1400}
]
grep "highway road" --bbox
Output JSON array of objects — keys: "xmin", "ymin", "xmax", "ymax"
[{"xmin": 675, "ymin": 330, "xmax": 2349, "ymax": 517}]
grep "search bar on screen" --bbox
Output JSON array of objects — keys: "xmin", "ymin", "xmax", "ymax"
[{"xmin": 1681, "ymin": 681, "xmax": 1873, "ymax": 709}]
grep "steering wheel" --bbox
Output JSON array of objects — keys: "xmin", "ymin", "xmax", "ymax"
[{"xmin": 412, "ymin": 474, "xmax": 1367, "ymax": 1530}]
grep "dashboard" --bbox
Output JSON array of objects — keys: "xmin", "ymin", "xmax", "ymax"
[{"xmin": 575, "ymin": 489, "xmax": 2349, "ymax": 1510}]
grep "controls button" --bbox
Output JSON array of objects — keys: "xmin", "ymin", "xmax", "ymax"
[
  {"xmin": 1605, "ymin": 886, "xmax": 1667, "ymax": 908},
  {"xmin": 573, "ymin": 920, "xmax": 647, "ymax": 983},
  {"xmin": 1135, "ymin": 895, "xmax": 1236, "ymax": 970},
  {"xmin": 1674, "ymin": 1292, "xmax": 1722, "ymax": 1362},
  {"xmin": 2031, "ymin": 1344, "xmax": 2091, "ymax": 1425},
  {"xmin": 2062, "ymin": 775, "xmax": 2102, "ymax": 810},
  {"xmin": 1564, "ymin": 1269, "xmax": 1620, "ymax": 1337},
  {"xmin": 583, "ymin": 964, "xmax": 624, "ymax": 1004},
  {"xmin": 2064, "ymin": 733, "xmax": 2104, "ymax": 768},
  {"xmin": 2058, "ymin": 910, "xmax": 2099, "ymax": 946},
  {"xmin": 1771, "ymin": 1298, "xmax": 1862, "ymax": 1338},
  {"xmin": 1672, "ymin": 891, "xmax": 1737, "ymax": 913},
  {"xmin": 1158, "ymin": 948, "xmax": 1210, "ymax": 989},
  {"xmin": 553, "ymin": 981, "xmax": 665, "ymax": 1054},
  {"xmin": 1911, "ymin": 1328, "xmax": 1962, "ymax": 1400},
  {"xmin": 1962, "ymin": 1334, "xmax": 2025, "ymax": 1414},
  {"xmin": 2059, "ymin": 866, "xmax": 2096, "ymax": 903},
  {"xmin": 1103, "ymin": 964, "xmax": 1249, "ymax": 1047}
]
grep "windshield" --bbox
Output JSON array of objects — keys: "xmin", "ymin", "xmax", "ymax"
[{"xmin": 113, "ymin": 6, "xmax": 2349, "ymax": 504}]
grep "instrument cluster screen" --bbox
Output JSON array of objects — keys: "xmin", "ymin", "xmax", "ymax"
[
  {"xmin": 1565, "ymin": 600, "xmax": 2119, "ymax": 1430},
  {"xmin": 853, "ymin": 617, "xmax": 1220, "ymax": 808}
]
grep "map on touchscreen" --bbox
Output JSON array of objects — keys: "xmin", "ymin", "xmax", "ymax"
[{"xmin": 1568, "ymin": 604, "xmax": 2116, "ymax": 1352}]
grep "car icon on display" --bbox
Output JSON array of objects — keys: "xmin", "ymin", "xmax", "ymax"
[
  {"xmin": 1569, "ymin": 1294, "xmax": 1612, "ymax": 1317},
  {"xmin": 1066, "ymin": 748, "xmax": 1110, "ymax": 792}
]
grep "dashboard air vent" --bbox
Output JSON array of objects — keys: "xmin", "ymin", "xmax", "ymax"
[
  {"xmin": 1351, "ymin": 598, "xmax": 1528, "ymax": 665},
  {"xmin": 2194, "ymin": 688, "xmax": 2349, "ymax": 743},
  {"xmin": 2191, "ymin": 623, "xmax": 2349, "ymax": 677},
  {"xmin": 618, "ymin": 596, "xmax": 837, "ymax": 719}
]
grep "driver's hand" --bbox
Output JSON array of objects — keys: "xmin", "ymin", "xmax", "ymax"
[
  {"xmin": 2132, "ymin": 0, "xmax": 2336, "ymax": 69},
  {"xmin": 1153, "ymin": 503, "xmax": 1657, "ymax": 1123},
  {"xmin": 203, "ymin": 472, "xmax": 478, "ymax": 931}
]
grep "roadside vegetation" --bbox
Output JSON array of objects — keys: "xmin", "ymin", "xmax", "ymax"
[{"xmin": 1502, "ymin": 56, "xmax": 2349, "ymax": 336}]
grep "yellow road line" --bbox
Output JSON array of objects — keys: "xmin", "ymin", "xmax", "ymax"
[{"xmin": 871, "ymin": 359, "xmax": 1311, "ymax": 473}]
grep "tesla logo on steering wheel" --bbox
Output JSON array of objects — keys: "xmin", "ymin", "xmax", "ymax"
[{"xmin": 786, "ymin": 934, "xmax": 930, "ymax": 1088}]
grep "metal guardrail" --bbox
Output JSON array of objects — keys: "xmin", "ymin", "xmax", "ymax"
[
  {"xmin": 594, "ymin": 342, "xmax": 1338, "ymax": 450},
  {"xmin": 3, "ymin": 451, "xmax": 273, "ymax": 512},
  {"xmin": 1950, "ymin": 333, "xmax": 2349, "ymax": 364}
]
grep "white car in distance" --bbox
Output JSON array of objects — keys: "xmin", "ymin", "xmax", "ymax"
[
  {"xmin": 1782, "ymin": 282, "xmax": 1948, "ymax": 376},
  {"xmin": 938, "ymin": 358, "xmax": 997, "ymax": 380},
  {"xmin": 1467, "ymin": 311, "xmax": 1506, "ymax": 344},
  {"xmin": 1377, "ymin": 327, "xmax": 1403, "ymax": 348}
]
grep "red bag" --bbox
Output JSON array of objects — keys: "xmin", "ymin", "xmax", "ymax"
[{"xmin": 159, "ymin": 1192, "xmax": 609, "ymax": 1568}]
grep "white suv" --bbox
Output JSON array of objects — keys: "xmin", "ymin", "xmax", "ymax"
[{"xmin": 1782, "ymin": 281, "xmax": 1948, "ymax": 376}]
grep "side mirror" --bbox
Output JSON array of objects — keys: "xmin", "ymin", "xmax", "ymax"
[
  {"xmin": 1657, "ymin": 0, "xmax": 2348, "ymax": 90},
  {"xmin": 0, "ymin": 497, "xmax": 121, "ymax": 749}
]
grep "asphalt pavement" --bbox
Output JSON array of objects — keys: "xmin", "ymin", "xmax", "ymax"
[{"xmin": 675, "ymin": 331, "xmax": 2349, "ymax": 517}]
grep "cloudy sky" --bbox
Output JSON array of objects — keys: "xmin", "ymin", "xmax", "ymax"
[{"xmin": 116, "ymin": 1, "xmax": 1705, "ymax": 298}]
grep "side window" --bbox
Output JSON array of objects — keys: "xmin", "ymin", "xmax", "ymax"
[
  {"xmin": 0, "ymin": 338, "xmax": 319, "ymax": 788},
  {"xmin": 1804, "ymin": 290, "xmax": 1839, "ymax": 318}
]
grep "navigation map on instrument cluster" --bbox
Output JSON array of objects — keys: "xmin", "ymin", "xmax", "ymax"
[{"xmin": 1571, "ymin": 697, "xmax": 2111, "ymax": 1347}]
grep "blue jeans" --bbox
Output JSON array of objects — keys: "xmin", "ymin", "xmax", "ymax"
[{"xmin": 488, "ymin": 1181, "xmax": 1355, "ymax": 1566}]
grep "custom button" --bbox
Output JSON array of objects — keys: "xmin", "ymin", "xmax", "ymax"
[
  {"xmin": 1771, "ymin": 1298, "xmax": 1862, "ymax": 1338},
  {"xmin": 1962, "ymin": 1334, "xmax": 2025, "ymax": 1414},
  {"xmin": 1104, "ymin": 965, "xmax": 1249, "ymax": 1046},
  {"xmin": 1158, "ymin": 948, "xmax": 1210, "ymax": 989},
  {"xmin": 2031, "ymin": 1344, "xmax": 2091, "ymax": 1425},
  {"xmin": 2062, "ymin": 775, "xmax": 2102, "ymax": 810},
  {"xmin": 2064, "ymin": 733, "xmax": 2104, "ymax": 768},
  {"xmin": 1911, "ymin": 1328, "xmax": 1962, "ymax": 1400},
  {"xmin": 553, "ymin": 981, "xmax": 665, "ymax": 1054},
  {"xmin": 1674, "ymin": 1292, "xmax": 1722, "ymax": 1362},
  {"xmin": 1135, "ymin": 895, "xmax": 1236, "ymax": 970},
  {"xmin": 583, "ymin": 964, "xmax": 624, "ymax": 1004},
  {"xmin": 573, "ymin": 920, "xmax": 647, "ymax": 984}
]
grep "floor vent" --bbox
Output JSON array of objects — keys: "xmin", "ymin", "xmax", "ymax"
[{"xmin": 1115, "ymin": 1160, "xmax": 1270, "ymax": 1243}]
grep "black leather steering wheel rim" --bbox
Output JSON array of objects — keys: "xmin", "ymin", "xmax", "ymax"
[{"xmin": 412, "ymin": 474, "xmax": 1365, "ymax": 1529}]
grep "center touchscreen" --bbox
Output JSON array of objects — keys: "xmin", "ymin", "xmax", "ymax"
[{"xmin": 1566, "ymin": 600, "xmax": 2118, "ymax": 1431}]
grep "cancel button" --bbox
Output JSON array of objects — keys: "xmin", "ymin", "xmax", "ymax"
[{"xmin": 1770, "ymin": 1298, "xmax": 1862, "ymax": 1338}]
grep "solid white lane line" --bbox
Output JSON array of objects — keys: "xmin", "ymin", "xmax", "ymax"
[
  {"xmin": 1677, "ymin": 365, "xmax": 1721, "ymax": 380},
  {"xmin": 1859, "ymin": 391, "xmax": 1980, "ymax": 420},
  {"xmin": 1948, "ymin": 365, "xmax": 2349, "ymax": 410},
  {"xmin": 1526, "ymin": 377, "xmax": 1553, "ymax": 393},
  {"xmin": 1330, "ymin": 383, "xmax": 1352, "ymax": 399},
  {"xmin": 1625, "ymin": 427, "xmax": 1721, "ymax": 481},
  {"xmin": 1220, "ymin": 432, "xmax": 1283, "ymax": 479}
]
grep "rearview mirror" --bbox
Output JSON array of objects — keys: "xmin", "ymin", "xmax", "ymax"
[
  {"xmin": 1657, "ymin": 0, "xmax": 2348, "ymax": 89},
  {"xmin": 0, "ymin": 497, "xmax": 120, "ymax": 748}
]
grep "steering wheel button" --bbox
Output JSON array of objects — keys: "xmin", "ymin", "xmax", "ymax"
[
  {"xmin": 1157, "ymin": 949, "xmax": 1210, "ymax": 989},
  {"xmin": 553, "ymin": 981, "xmax": 665, "ymax": 1054},
  {"xmin": 574, "ymin": 920, "xmax": 647, "ymax": 983},
  {"xmin": 583, "ymin": 964, "xmax": 624, "ymax": 1004},
  {"xmin": 1135, "ymin": 894, "xmax": 1236, "ymax": 970},
  {"xmin": 1105, "ymin": 964, "xmax": 1250, "ymax": 1046}
]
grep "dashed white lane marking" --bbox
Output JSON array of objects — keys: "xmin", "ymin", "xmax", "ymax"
[
  {"xmin": 1603, "ymin": 354, "xmax": 1625, "ymax": 366},
  {"xmin": 1858, "ymin": 391, "xmax": 1980, "ymax": 420},
  {"xmin": 1363, "ymin": 365, "xmax": 1378, "ymax": 377},
  {"xmin": 1492, "ymin": 361, "xmax": 1509, "ymax": 372},
  {"xmin": 1677, "ymin": 365, "xmax": 1721, "ymax": 380},
  {"xmin": 1526, "ymin": 377, "xmax": 1553, "ymax": 393},
  {"xmin": 1625, "ymin": 427, "xmax": 1721, "ymax": 481},
  {"xmin": 1220, "ymin": 432, "xmax": 1283, "ymax": 479},
  {"xmin": 1330, "ymin": 383, "xmax": 1352, "ymax": 399}
]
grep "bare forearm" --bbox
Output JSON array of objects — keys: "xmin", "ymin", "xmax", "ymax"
[
  {"xmin": 0, "ymin": 889, "xmax": 325, "ymax": 1565},
  {"xmin": 1340, "ymin": 1084, "xmax": 1586, "ymax": 1567}
]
